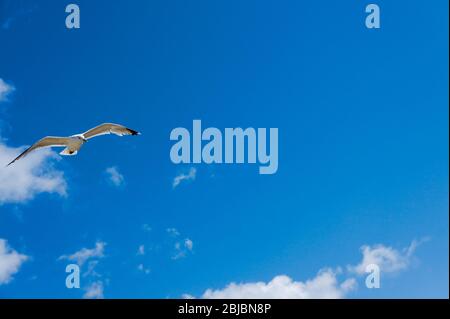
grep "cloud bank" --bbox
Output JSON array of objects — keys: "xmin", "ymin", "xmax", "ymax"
[
  {"xmin": 201, "ymin": 270, "xmax": 356, "ymax": 299},
  {"xmin": 185, "ymin": 239, "xmax": 425, "ymax": 299}
]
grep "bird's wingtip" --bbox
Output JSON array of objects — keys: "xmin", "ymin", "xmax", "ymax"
[{"xmin": 127, "ymin": 128, "xmax": 141, "ymax": 136}]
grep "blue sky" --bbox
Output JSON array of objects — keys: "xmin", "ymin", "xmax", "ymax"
[{"xmin": 0, "ymin": 0, "xmax": 448, "ymax": 298}]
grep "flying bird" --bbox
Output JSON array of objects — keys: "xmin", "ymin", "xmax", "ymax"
[{"xmin": 6, "ymin": 123, "xmax": 140, "ymax": 166}]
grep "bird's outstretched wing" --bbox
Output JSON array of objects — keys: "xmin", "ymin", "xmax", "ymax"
[
  {"xmin": 82, "ymin": 123, "xmax": 140, "ymax": 140},
  {"xmin": 7, "ymin": 136, "xmax": 72, "ymax": 166}
]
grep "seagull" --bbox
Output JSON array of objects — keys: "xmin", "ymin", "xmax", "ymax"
[{"xmin": 6, "ymin": 123, "xmax": 140, "ymax": 166}]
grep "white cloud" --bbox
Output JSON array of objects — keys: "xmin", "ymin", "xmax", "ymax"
[
  {"xmin": 59, "ymin": 242, "xmax": 107, "ymax": 298},
  {"xmin": 1, "ymin": 80, "xmax": 66, "ymax": 205},
  {"xmin": 137, "ymin": 245, "xmax": 145, "ymax": 256},
  {"xmin": 185, "ymin": 238, "xmax": 193, "ymax": 251},
  {"xmin": 172, "ymin": 242, "xmax": 186, "ymax": 260},
  {"xmin": 137, "ymin": 263, "xmax": 150, "ymax": 274},
  {"xmin": 105, "ymin": 166, "xmax": 125, "ymax": 187},
  {"xmin": 199, "ymin": 270, "xmax": 356, "ymax": 299},
  {"xmin": 166, "ymin": 228, "xmax": 194, "ymax": 260},
  {"xmin": 172, "ymin": 238, "xmax": 194, "ymax": 260},
  {"xmin": 405, "ymin": 237, "xmax": 429, "ymax": 257},
  {"xmin": 58, "ymin": 241, "xmax": 106, "ymax": 266},
  {"xmin": 185, "ymin": 238, "xmax": 427, "ymax": 299},
  {"xmin": 0, "ymin": 238, "xmax": 29, "ymax": 285},
  {"xmin": 166, "ymin": 227, "xmax": 180, "ymax": 237},
  {"xmin": 83, "ymin": 281, "xmax": 104, "ymax": 299},
  {"xmin": 83, "ymin": 260, "xmax": 100, "ymax": 278},
  {"xmin": 0, "ymin": 78, "xmax": 14, "ymax": 102},
  {"xmin": 0, "ymin": 141, "xmax": 67, "ymax": 205},
  {"xmin": 172, "ymin": 167, "xmax": 196, "ymax": 188},
  {"xmin": 348, "ymin": 238, "xmax": 428, "ymax": 275}
]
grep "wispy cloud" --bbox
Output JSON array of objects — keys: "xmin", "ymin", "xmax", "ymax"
[
  {"xmin": 137, "ymin": 263, "xmax": 151, "ymax": 274},
  {"xmin": 172, "ymin": 167, "xmax": 196, "ymax": 188},
  {"xmin": 184, "ymin": 238, "xmax": 193, "ymax": 251},
  {"xmin": 0, "ymin": 238, "xmax": 29, "ymax": 285},
  {"xmin": 0, "ymin": 78, "xmax": 14, "ymax": 102},
  {"xmin": 59, "ymin": 241, "xmax": 107, "ymax": 299},
  {"xmin": 1, "ymin": 3, "xmax": 36, "ymax": 30},
  {"xmin": 165, "ymin": 227, "xmax": 194, "ymax": 260},
  {"xmin": 105, "ymin": 166, "xmax": 125, "ymax": 187},
  {"xmin": 83, "ymin": 260, "xmax": 101, "ymax": 278},
  {"xmin": 83, "ymin": 281, "xmax": 104, "ymax": 299},
  {"xmin": 172, "ymin": 238, "xmax": 194, "ymax": 260},
  {"xmin": 348, "ymin": 238, "xmax": 428, "ymax": 275},
  {"xmin": 0, "ymin": 141, "xmax": 67, "ymax": 205},
  {"xmin": 137, "ymin": 245, "xmax": 145, "ymax": 256},
  {"xmin": 166, "ymin": 227, "xmax": 180, "ymax": 237},
  {"xmin": 58, "ymin": 241, "xmax": 106, "ymax": 266}
]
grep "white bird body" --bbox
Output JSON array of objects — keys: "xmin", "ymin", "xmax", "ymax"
[
  {"xmin": 7, "ymin": 123, "xmax": 140, "ymax": 166},
  {"xmin": 60, "ymin": 136, "xmax": 87, "ymax": 156}
]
